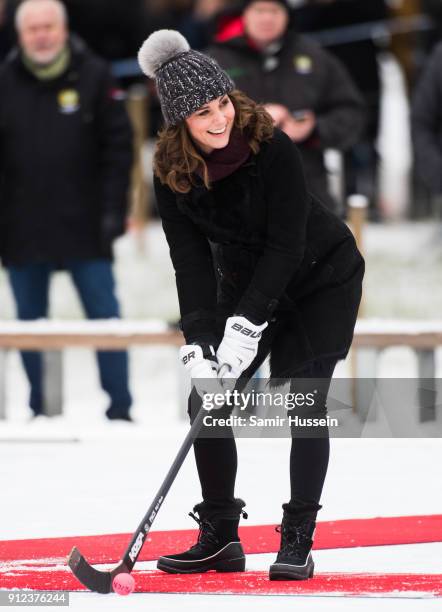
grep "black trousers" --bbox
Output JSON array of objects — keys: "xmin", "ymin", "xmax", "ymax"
[{"xmin": 188, "ymin": 316, "xmax": 338, "ymax": 514}]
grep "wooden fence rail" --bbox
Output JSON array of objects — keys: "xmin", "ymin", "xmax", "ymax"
[{"xmin": 0, "ymin": 319, "xmax": 441, "ymax": 421}]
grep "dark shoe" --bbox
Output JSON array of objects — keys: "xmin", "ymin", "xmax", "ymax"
[
  {"xmin": 105, "ymin": 408, "xmax": 133, "ymax": 422},
  {"xmin": 269, "ymin": 502, "xmax": 319, "ymax": 581},
  {"xmin": 157, "ymin": 499, "xmax": 247, "ymax": 574},
  {"xmin": 28, "ymin": 413, "xmax": 48, "ymax": 422}
]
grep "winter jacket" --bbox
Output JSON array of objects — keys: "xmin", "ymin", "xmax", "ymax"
[
  {"xmin": 155, "ymin": 129, "xmax": 364, "ymax": 372},
  {"xmin": 208, "ymin": 32, "xmax": 365, "ymax": 210},
  {"xmin": 0, "ymin": 37, "xmax": 133, "ymax": 266},
  {"xmin": 412, "ymin": 42, "xmax": 442, "ymax": 195}
]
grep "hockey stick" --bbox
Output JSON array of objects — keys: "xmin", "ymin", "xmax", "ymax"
[{"xmin": 67, "ymin": 405, "xmax": 208, "ymax": 593}]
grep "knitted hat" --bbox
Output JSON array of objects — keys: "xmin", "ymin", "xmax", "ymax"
[{"xmin": 138, "ymin": 30, "xmax": 234, "ymax": 126}]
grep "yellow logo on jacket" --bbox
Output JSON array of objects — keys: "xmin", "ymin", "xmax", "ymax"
[
  {"xmin": 294, "ymin": 55, "xmax": 313, "ymax": 74},
  {"xmin": 57, "ymin": 89, "xmax": 80, "ymax": 114}
]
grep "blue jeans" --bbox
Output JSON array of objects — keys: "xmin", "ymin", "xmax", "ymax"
[{"xmin": 8, "ymin": 259, "xmax": 132, "ymax": 416}]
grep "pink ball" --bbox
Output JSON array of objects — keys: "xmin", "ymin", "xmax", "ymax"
[{"xmin": 112, "ymin": 572, "xmax": 135, "ymax": 596}]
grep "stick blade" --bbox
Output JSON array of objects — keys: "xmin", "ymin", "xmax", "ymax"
[{"xmin": 67, "ymin": 546, "xmax": 113, "ymax": 594}]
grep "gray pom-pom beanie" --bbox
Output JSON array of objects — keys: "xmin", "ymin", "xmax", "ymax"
[{"xmin": 138, "ymin": 29, "xmax": 234, "ymax": 126}]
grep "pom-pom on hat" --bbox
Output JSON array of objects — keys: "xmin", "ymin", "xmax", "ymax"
[{"xmin": 138, "ymin": 29, "xmax": 234, "ymax": 126}]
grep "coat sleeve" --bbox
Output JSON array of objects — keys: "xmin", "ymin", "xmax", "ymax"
[
  {"xmin": 96, "ymin": 64, "xmax": 134, "ymax": 228},
  {"xmin": 154, "ymin": 175, "xmax": 218, "ymax": 344},
  {"xmin": 411, "ymin": 43, "xmax": 442, "ymax": 194},
  {"xmin": 314, "ymin": 50, "xmax": 366, "ymax": 151},
  {"xmin": 235, "ymin": 131, "xmax": 310, "ymax": 323}
]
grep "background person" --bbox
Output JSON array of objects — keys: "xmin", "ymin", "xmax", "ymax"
[
  {"xmin": 208, "ymin": 0, "xmax": 366, "ymax": 212},
  {"xmin": 0, "ymin": 0, "xmax": 133, "ymax": 420},
  {"xmin": 412, "ymin": 40, "xmax": 442, "ymax": 199},
  {"xmin": 292, "ymin": 0, "xmax": 388, "ymax": 213}
]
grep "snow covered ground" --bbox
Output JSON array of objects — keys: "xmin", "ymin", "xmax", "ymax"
[
  {"xmin": 0, "ymin": 341, "xmax": 441, "ymax": 610},
  {"xmin": 1, "ymin": 412, "xmax": 441, "ymax": 610},
  {"xmin": 1, "ymin": 221, "xmax": 442, "ymax": 610}
]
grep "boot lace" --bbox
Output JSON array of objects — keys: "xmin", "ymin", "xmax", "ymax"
[
  {"xmin": 188, "ymin": 512, "xmax": 219, "ymax": 550},
  {"xmin": 275, "ymin": 520, "xmax": 313, "ymax": 556}
]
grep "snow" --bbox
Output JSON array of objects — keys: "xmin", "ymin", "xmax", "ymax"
[
  {"xmin": 1, "ymin": 366, "xmax": 441, "ymax": 610},
  {"xmin": 356, "ymin": 319, "xmax": 442, "ymax": 333},
  {"xmin": 3, "ymin": 316, "xmax": 442, "ymax": 336},
  {"xmin": 67, "ymin": 594, "xmax": 442, "ymax": 611},
  {"xmin": 0, "ymin": 319, "xmax": 170, "ymax": 335},
  {"xmin": 1, "ymin": 218, "xmax": 442, "ymax": 324},
  {"xmin": 1, "ymin": 432, "xmax": 441, "ymax": 610},
  {"xmin": 377, "ymin": 54, "xmax": 412, "ymax": 219},
  {"xmin": 1, "ymin": 221, "xmax": 442, "ymax": 610}
]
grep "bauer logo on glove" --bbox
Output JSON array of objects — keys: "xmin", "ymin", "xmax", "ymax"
[
  {"xmin": 217, "ymin": 315, "xmax": 268, "ymax": 382},
  {"xmin": 231, "ymin": 322, "xmax": 263, "ymax": 338}
]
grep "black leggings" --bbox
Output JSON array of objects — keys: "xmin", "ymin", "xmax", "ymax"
[{"xmin": 191, "ymin": 357, "xmax": 337, "ymax": 511}]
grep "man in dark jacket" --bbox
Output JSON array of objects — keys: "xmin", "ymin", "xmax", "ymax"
[
  {"xmin": 208, "ymin": 0, "xmax": 366, "ymax": 211},
  {"xmin": 412, "ymin": 41, "xmax": 442, "ymax": 197},
  {"xmin": 0, "ymin": 0, "xmax": 133, "ymax": 420}
]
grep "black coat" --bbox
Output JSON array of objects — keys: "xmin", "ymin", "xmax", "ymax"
[
  {"xmin": 208, "ymin": 32, "xmax": 365, "ymax": 210},
  {"xmin": 0, "ymin": 37, "xmax": 133, "ymax": 265},
  {"xmin": 155, "ymin": 129, "xmax": 364, "ymax": 374},
  {"xmin": 412, "ymin": 42, "xmax": 442, "ymax": 195}
]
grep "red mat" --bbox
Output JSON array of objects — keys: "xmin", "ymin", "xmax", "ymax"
[
  {"xmin": 1, "ymin": 569, "xmax": 441, "ymax": 597},
  {"xmin": 1, "ymin": 515, "xmax": 441, "ymax": 567}
]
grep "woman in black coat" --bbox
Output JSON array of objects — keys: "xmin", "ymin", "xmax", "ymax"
[{"xmin": 138, "ymin": 29, "xmax": 364, "ymax": 581}]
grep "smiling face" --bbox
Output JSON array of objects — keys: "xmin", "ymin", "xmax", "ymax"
[{"xmin": 185, "ymin": 95, "xmax": 236, "ymax": 154}]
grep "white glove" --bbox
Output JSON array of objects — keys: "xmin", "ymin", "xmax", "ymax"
[
  {"xmin": 180, "ymin": 344, "xmax": 225, "ymax": 399},
  {"xmin": 216, "ymin": 316, "xmax": 268, "ymax": 382}
]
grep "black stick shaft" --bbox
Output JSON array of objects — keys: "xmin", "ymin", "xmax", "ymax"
[{"xmin": 121, "ymin": 406, "xmax": 207, "ymax": 569}]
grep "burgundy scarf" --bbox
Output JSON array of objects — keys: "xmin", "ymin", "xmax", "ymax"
[{"xmin": 195, "ymin": 127, "xmax": 251, "ymax": 182}]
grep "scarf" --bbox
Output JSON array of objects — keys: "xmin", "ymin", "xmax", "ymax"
[
  {"xmin": 22, "ymin": 46, "xmax": 70, "ymax": 81},
  {"xmin": 196, "ymin": 127, "xmax": 251, "ymax": 183}
]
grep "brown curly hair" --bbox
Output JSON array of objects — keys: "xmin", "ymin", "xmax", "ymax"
[{"xmin": 153, "ymin": 89, "xmax": 274, "ymax": 193}]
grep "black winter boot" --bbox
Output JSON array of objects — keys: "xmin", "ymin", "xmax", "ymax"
[
  {"xmin": 157, "ymin": 499, "xmax": 247, "ymax": 574},
  {"xmin": 269, "ymin": 501, "xmax": 320, "ymax": 580}
]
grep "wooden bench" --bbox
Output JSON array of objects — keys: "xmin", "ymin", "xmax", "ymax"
[
  {"xmin": 351, "ymin": 319, "xmax": 442, "ymax": 423},
  {"xmin": 0, "ymin": 320, "xmax": 182, "ymax": 418}
]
